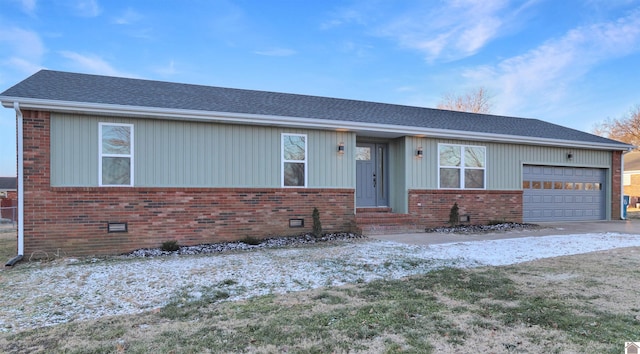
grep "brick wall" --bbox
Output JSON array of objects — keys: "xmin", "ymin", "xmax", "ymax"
[
  {"xmin": 21, "ymin": 110, "xmax": 355, "ymax": 257},
  {"xmin": 624, "ymin": 174, "xmax": 640, "ymax": 206},
  {"xmin": 612, "ymin": 150, "xmax": 622, "ymax": 218},
  {"xmin": 408, "ymin": 189, "xmax": 523, "ymax": 227}
]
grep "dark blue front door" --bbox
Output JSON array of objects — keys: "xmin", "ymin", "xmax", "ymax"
[{"xmin": 356, "ymin": 143, "xmax": 388, "ymax": 207}]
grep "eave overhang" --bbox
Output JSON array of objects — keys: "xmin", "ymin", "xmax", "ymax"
[{"xmin": 2, "ymin": 96, "xmax": 633, "ymax": 152}]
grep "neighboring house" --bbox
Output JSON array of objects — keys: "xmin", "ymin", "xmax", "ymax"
[
  {"xmin": 0, "ymin": 177, "xmax": 17, "ymax": 199},
  {"xmin": 623, "ymin": 151, "xmax": 640, "ymax": 206},
  {"xmin": 0, "ymin": 70, "xmax": 632, "ymax": 257},
  {"xmin": 0, "ymin": 176, "xmax": 17, "ymax": 223}
]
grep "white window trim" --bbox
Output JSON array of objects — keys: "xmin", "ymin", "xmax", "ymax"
[
  {"xmin": 281, "ymin": 133, "xmax": 308, "ymax": 188},
  {"xmin": 99, "ymin": 122, "xmax": 134, "ymax": 187},
  {"xmin": 437, "ymin": 143, "xmax": 486, "ymax": 190}
]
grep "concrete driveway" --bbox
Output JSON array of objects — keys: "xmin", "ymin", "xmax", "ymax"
[{"xmin": 370, "ymin": 220, "xmax": 640, "ymax": 246}]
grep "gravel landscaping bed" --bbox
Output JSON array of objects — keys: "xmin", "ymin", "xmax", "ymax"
[
  {"xmin": 127, "ymin": 232, "xmax": 364, "ymax": 257},
  {"xmin": 425, "ymin": 222, "xmax": 541, "ymax": 233}
]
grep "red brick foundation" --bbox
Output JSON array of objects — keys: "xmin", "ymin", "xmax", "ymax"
[
  {"xmin": 27, "ymin": 187, "xmax": 355, "ymax": 256},
  {"xmin": 408, "ymin": 189, "xmax": 523, "ymax": 227},
  {"xmin": 21, "ymin": 110, "xmax": 355, "ymax": 257},
  {"xmin": 612, "ymin": 150, "xmax": 622, "ymax": 219}
]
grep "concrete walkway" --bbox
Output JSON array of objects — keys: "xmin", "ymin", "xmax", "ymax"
[{"xmin": 370, "ymin": 220, "xmax": 640, "ymax": 246}]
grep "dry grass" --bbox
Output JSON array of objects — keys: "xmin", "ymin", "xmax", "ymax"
[
  {"xmin": 1, "ymin": 246, "xmax": 639, "ymax": 353},
  {"xmin": 0, "ymin": 227, "xmax": 17, "ymax": 264}
]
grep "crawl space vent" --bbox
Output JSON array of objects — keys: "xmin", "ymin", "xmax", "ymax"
[{"xmin": 107, "ymin": 222, "xmax": 128, "ymax": 233}]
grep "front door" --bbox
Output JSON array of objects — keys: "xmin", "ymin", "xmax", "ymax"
[{"xmin": 356, "ymin": 143, "xmax": 388, "ymax": 207}]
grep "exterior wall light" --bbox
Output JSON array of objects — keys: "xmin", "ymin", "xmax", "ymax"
[
  {"xmin": 567, "ymin": 152, "xmax": 573, "ymax": 160},
  {"xmin": 416, "ymin": 146, "xmax": 423, "ymax": 158},
  {"xmin": 338, "ymin": 142, "xmax": 345, "ymax": 154}
]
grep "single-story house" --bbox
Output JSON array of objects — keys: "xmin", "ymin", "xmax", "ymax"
[
  {"xmin": 0, "ymin": 70, "xmax": 632, "ymax": 257},
  {"xmin": 0, "ymin": 177, "xmax": 17, "ymax": 199},
  {"xmin": 0, "ymin": 177, "xmax": 17, "ymax": 222},
  {"xmin": 623, "ymin": 150, "xmax": 640, "ymax": 206}
]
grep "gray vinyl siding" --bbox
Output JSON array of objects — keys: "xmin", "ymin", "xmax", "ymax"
[
  {"xmin": 388, "ymin": 137, "xmax": 408, "ymax": 213},
  {"xmin": 50, "ymin": 113, "xmax": 355, "ymax": 188},
  {"xmin": 406, "ymin": 137, "xmax": 612, "ymax": 190}
]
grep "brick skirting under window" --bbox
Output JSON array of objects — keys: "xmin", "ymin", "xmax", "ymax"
[
  {"xmin": 25, "ymin": 187, "xmax": 355, "ymax": 257},
  {"xmin": 408, "ymin": 189, "xmax": 523, "ymax": 227}
]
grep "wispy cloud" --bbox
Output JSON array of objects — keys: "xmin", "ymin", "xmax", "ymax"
[
  {"xmin": 14, "ymin": 0, "xmax": 37, "ymax": 15},
  {"xmin": 153, "ymin": 60, "xmax": 178, "ymax": 76},
  {"xmin": 324, "ymin": 0, "xmax": 526, "ymax": 62},
  {"xmin": 0, "ymin": 27, "xmax": 44, "ymax": 74},
  {"xmin": 59, "ymin": 51, "xmax": 136, "ymax": 77},
  {"xmin": 112, "ymin": 8, "xmax": 142, "ymax": 25},
  {"xmin": 463, "ymin": 8, "xmax": 640, "ymax": 115},
  {"xmin": 378, "ymin": 0, "xmax": 511, "ymax": 62},
  {"xmin": 254, "ymin": 48, "xmax": 297, "ymax": 57},
  {"xmin": 70, "ymin": 0, "xmax": 101, "ymax": 17}
]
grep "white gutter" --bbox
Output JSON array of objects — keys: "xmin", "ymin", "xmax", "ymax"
[
  {"xmin": 14, "ymin": 101, "xmax": 24, "ymax": 256},
  {"xmin": 1, "ymin": 97, "xmax": 633, "ymax": 152}
]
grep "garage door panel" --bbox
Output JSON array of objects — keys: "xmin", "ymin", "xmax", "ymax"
[{"xmin": 523, "ymin": 165, "xmax": 605, "ymax": 222}]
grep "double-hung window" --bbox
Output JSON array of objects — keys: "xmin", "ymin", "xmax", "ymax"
[
  {"xmin": 282, "ymin": 133, "xmax": 307, "ymax": 187},
  {"xmin": 438, "ymin": 144, "xmax": 485, "ymax": 189},
  {"xmin": 99, "ymin": 123, "xmax": 134, "ymax": 186}
]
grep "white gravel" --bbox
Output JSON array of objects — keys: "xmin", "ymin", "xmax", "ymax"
[{"xmin": 2, "ymin": 232, "xmax": 640, "ymax": 332}]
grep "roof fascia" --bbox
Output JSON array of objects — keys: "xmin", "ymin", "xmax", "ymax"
[{"xmin": 2, "ymin": 97, "xmax": 633, "ymax": 151}]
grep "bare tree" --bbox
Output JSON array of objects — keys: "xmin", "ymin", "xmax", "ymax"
[
  {"xmin": 437, "ymin": 87, "xmax": 493, "ymax": 114},
  {"xmin": 592, "ymin": 105, "xmax": 640, "ymax": 148}
]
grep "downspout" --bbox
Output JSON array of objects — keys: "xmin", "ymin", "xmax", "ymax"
[
  {"xmin": 6, "ymin": 102, "xmax": 24, "ymax": 266},
  {"xmin": 621, "ymin": 149, "xmax": 632, "ymax": 220}
]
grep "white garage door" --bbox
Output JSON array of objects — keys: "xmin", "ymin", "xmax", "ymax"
[{"xmin": 523, "ymin": 165, "xmax": 606, "ymax": 222}]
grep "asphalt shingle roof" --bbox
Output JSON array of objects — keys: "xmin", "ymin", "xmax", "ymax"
[
  {"xmin": 0, "ymin": 177, "xmax": 16, "ymax": 190},
  {"xmin": 0, "ymin": 70, "xmax": 629, "ymax": 147}
]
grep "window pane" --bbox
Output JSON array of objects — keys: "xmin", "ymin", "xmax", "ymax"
[
  {"xmin": 465, "ymin": 169, "xmax": 484, "ymax": 188},
  {"xmin": 283, "ymin": 135, "xmax": 305, "ymax": 161},
  {"xmin": 102, "ymin": 125, "xmax": 131, "ymax": 154},
  {"xmin": 585, "ymin": 183, "xmax": 594, "ymax": 190},
  {"xmin": 554, "ymin": 181, "xmax": 563, "ymax": 189},
  {"xmin": 440, "ymin": 168, "xmax": 460, "ymax": 188},
  {"xmin": 543, "ymin": 181, "xmax": 552, "ymax": 189},
  {"xmin": 464, "ymin": 147, "xmax": 485, "ymax": 167},
  {"xmin": 565, "ymin": 182, "xmax": 573, "ymax": 190},
  {"xmin": 284, "ymin": 162, "xmax": 305, "ymax": 186},
  {"xmin": 356, "ymin": 147, "xmax": 371, "ymax": 161},
  {"xmin": 533, "ymin": 181, "xmax": 541, "ymax": 189},
  {"xmin": 574, "ymin": 183, "xmax": 583, "ymax": 190},
  {"xmin": 102, "ymin": 157, "xmax": 130, "ymax": 185},
  {"xmin": 439, "ymin": 145, "xmax": 461, "ymax": 167},
  {"xmin": 523, "ymin": 181, "xmax": 530, "ymax": 189}
]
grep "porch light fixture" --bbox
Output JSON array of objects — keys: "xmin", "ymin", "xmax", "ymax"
[
  {"xmin": 416, "ymin": 146, "xmax": 423, "ymax": 158},
  {"xmin": 338, "ymin": 142, "xmax": 345, "ymax": 154},
  {"xmin": 567, "ymin": 152, "xmax": 573, "ymax": 160}
]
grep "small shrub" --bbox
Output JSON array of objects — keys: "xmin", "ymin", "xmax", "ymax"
[
  {"xmin": 161, "ymin": 240, "xmax": 180, "ymax": 252},
  {"xmin": 448, "ymin": 202, "xmax": 459, "ymax": 227},
  {"xmin": 240, "ymin": 235, "xmax": 262, "ymax": 245},
  {"xmin": 312, "ymin": 207, "xmax": 322, "ymax": 238}
]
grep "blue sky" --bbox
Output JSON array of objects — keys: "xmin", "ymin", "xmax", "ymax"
[{"xmin": 1, "ymin": 0, "xmax": 640, "ymax": 176}]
